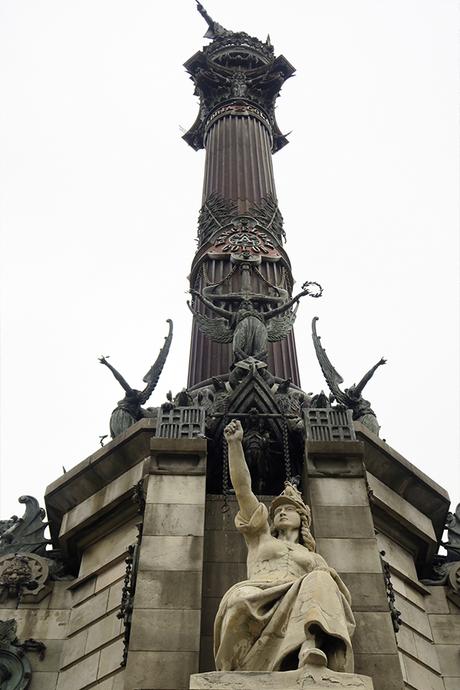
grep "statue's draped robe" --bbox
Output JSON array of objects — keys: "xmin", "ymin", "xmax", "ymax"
[
  {"xmin": 214, "ymin": 503, "xmax": 355, "ymax": 672},
  {"xmin": 233, "ymin": 312, "xmax": 267, "ymax": 360}
]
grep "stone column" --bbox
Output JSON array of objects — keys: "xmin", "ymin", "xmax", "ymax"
[
  {"xmin": 124, "ymin": 437, "xmax": 207, "ymax": 690},
  {"xmin": 304, "ymin": 440, "xmax": 405, "ymax": 690}
]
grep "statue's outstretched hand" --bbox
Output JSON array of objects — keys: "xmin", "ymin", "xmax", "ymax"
[
  {"xmin": 99, "ymin": 356, "xmax": 109, "ymax": 365},
  {"xmin": 224, "ymin": 419, "xmax": 243, "ymax": 444},
  {"xmin": 379, "ymin": 357, "xmax": 387, "ymax": 366}
]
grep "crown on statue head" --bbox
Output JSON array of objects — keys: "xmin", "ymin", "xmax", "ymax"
[{"xmin": 269, "ymin": 481, "xmax": 311, "ymax": 526}]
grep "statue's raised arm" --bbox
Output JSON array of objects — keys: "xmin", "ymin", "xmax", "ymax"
[
  {"xmin": 224, "ymin": 420, "xmax": 259, "ymax": 522},
  {"xmin": 353, "ymin": 357, "xmax": 386, "ymax": 396},
  {"xmin": 190, "ymin": 289, "xmax": 233, "ymax": 320}
]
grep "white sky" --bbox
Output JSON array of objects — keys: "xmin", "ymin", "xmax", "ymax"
[{"xmin": 0, "ymin": 1, "xmax": 459, "ymax": 522}]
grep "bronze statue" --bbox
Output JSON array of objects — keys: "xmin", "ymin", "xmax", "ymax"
[
  {"xmin": 195, "ymin": 1, "xmax": 231, "ymax": 40},
  {"xmin": 189, "ymin": 283, "xmax": 321, "ymax": 363},
  {"xmin": 311, "ymin": 317, "xmax": 386, "ymax": 435},
  {"xmin": 99, "ymin": 320, "xmax": 173, "ymax": 438}
]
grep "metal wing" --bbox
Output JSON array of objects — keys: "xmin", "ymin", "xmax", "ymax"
[
  {"xmin": 139, "ymin": 319, "xmax": 174, "ymax": 404},
  {"xmin": 267, "ymin": 305, "xmax": 298, "ymax": 342},
  {"xmin": 0, "ymin": 496, "xmax": 51, "ymax": 557},
  {"xmin": 187, "ymin": 302, "xmax": 233, "ymax": 343},
  {"xmin": 311, "ymin": 317, "xmax": 348, "ymax": 405}
]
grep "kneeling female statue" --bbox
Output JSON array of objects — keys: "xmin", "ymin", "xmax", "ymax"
[{"xmin": 215, "ymin": 420, "xmax": 356, "ymax": 673}]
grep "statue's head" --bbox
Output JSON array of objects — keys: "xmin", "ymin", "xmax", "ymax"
[
  {"xmin": 269, "ymin": 482, "xmax": 315, "ymax": 551},
  {"xmin": 239, "ymin": 299, "xmax": 254, "ymax": 312},
  {"xmin": 345, "ymin": 385, "xmax": 359, "ymax": 399},
  {"xmin": 126, "ymin": 389, "xmax": 141, "ymax": 401}
]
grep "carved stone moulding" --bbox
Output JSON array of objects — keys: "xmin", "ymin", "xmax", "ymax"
[
  {"xmin": 0, "ymin": 553, "xmax": 51, "ymax": 603},
  {"xmin": 190, "ymin": 667, "xmax": 374, "ymax": 690}
]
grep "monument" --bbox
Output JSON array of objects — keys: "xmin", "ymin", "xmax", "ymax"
[{"xmin": 0, "ymin": 4, "xmax": 458, "ymax": 690}]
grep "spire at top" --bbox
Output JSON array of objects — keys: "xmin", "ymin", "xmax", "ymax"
[{"xmin": 195, "ymin": 1, "xmax": 232, "ymax": 40}]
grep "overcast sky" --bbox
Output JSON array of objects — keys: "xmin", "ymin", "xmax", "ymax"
[{"xmin": 0, "ymin": 0, "xmax": 458, "ymax": 522}]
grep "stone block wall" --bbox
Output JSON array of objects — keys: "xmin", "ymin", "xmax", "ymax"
[
  {"xmin": 307, "ymin": 476, "xmax": 404, "ymax": 690},
  {"xmin": 56, "ymin": 518, "xmax": 138, "ymax": 689},
  {"xmin": 425, "ymin": 585, "xmax": 460, "ymax": 690},
  {"xmin": 375, "ymin": 530, "xmax": 460, "ymax": 690},
  {"xmin": 123, "ymin": 437, "xmax": 207, "ymax": 690},
  {"xmin": 0, "ymin": 580, "xmax": 71, "ymax": 690}
]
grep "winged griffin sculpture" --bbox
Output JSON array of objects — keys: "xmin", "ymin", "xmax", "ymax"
[
  {"xmin": 311, "ymin": 317, "xmax": 386, "ymax": 436},
  {"xmin": 189, "ymin": 283, "xmax": 321, "ymax": 363},
  {"xmin": 99, "ymin": 319, "xmax": 173, "ymax": 438}
]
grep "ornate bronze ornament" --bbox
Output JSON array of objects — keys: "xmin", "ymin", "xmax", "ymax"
[{"xmin": 0, "ymin": 620, "xmax": 46, "ymax": 690}]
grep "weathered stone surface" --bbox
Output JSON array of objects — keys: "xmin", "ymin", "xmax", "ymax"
[
  {"xmin": 397, "ymin": 625, "xmax": 440, "ymax": 672},
  {"xmin": 309, "ymin": 478, "xmax": 369, "ymax": 506},
  {"xmin": 68, "ymin": 589, "xmax": 109, "ymax": 634},
  {"xmin": 367, "ymin": 472, "xmax": 436, "ymax": 542},
  {"xmin": 199, "ymin": 634, "xmax": 215, "ymax": 673},
  {"xmin": 98, "ymin": 637, "xmax": 125, "ymax": 678},
  {"xmin": 56, "ymin": 650, "xmax": 100, "ymax": 690},
  {"xmin": 393, "ymin": 593, "xmax": 432, "ymax": 639},
  {"xmin": 96, "ymin": 559, "xmax": 126, "ymax": 592},
  {"xmin": 29, "ymin": 672, "xmax": 58, "ymax": 690},
  {"xmin": 48, "ymin": 582, "xmax": 72, "ymax": 610},
  {"xmin": 312, "ymin": 506, "xmax": 374, "ymax": 539},
  {"xmin": 340, "ymin": 573, "xmax": 389, "ymax": 611},
  {"xmin": 70, "ymin": 577, "xmax": 96, "ymax": 606},
  {"xmin": 353, "ymin": 612, "xmax": 398, "ymax": 654},
  {"xmin": 144, "ymin": 503, "xmax": 205, "ymax": 537},
  {"xmin": 85, "ymin": 612, "xmax": 123, "ymax": 654},
  {"xmin": 124, "ymin": 650, "xmax": 199, "ymax": 689},
  {"xmin": 107, "ymin": 578, "xmax": 124, "ymax": 611},
  {"xmin": 435, "ymin": 644, "xmax": 460, "ymax": 677},
  {"xmin": 112, "ymin": 672, "xmax": 126, "ymax": 690},
  {"xmin": 139, "ymin": 536, "xmax": 204, "ymax": 571},
  {"xmin": 201, "ymin": 597, "xmax": 221, "ymax": 636},
  {"xmin": 425, "ymin": 586, "xmax": 450, "ymax": 614},
  {"xmin": 147, "ymin": 474, "xmax": 206, "ymax": 505},
  {"xmin": 376, "ymin": 533, "xmax": 418, "ymax": 582},
  {"xmin": 79, "ymin": 517, "xmax": 139, "ymax": 577},
  {"xmin": 59, "ymin": 461, "xmax": 145, "ymax": 539},
  {"xmin": 444, "ymin": 679, "xmax": 460, "ymax": 690},
  {"xmin": 190, "ymin": 668, "xmax": 374, "ymax": 689},
  {"xmin": 134, "ymin": 570, "xmax": 202, "ymax": 609},
  {"xmin": 205, "ymin": 496, "xmax": 243, "ymax": 531},
  {"xmin": 390, "ymin": 571, "xmax": 427, "ymax": 610},
  {"xmin": 130, "ymin": 609, "xmax": 201, "ymax": 651},
  {"xmin": 150, "ymin": 437, "xmax": 207, "ymax": 470},
  {"xmin": 60, "ymin": 628, "xmax": 88, "ymax": 668},
  {"xmin": 399, "ymin": 653, "xmax": 444, "ymax": 690},
  {"xmin": 204, "ymin": 529, "xmax": 247, "ymax": 563},
  {"xmin": 202, "ymin": 562, "xmax": 247, "ymax": 598},
  {"xmin": 429, "ymin": 613, "xmax": 460, "ymax": 644},
  {"xmin": 28, "ymin": 639, "xmax": 64, "ymax": 672},
  {"xmin": 316, "ymin": 539, "xmax": 382, "ymax": 573},
  {"xmin": 0, "ymin": 607, "xmax": 69, "ymax": 639},
  {"xmin": 354, "ymin": 654, "xmax": 405, "ymax": 690}
]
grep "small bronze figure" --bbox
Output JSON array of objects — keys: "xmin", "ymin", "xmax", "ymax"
[
  {"xmin": 100, "ymin": 320, "xmax": 173, "ymax": 438},
  {"xmin": 312, "ymin": 317, "xmax": 386, "ymax": 435},
  {"xmin": 189, "ymin": 283, "xmax": 321, "ymax": 363}
]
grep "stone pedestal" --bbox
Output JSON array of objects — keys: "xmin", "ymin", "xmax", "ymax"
[{"xmin": 190, "ymin": 667, "xmax": 374, "ymax": 690}]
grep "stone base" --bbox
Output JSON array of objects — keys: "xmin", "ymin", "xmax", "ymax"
[{"xmin": 190, "ymin": 666, "xmax": 374, "ymax": 689}]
